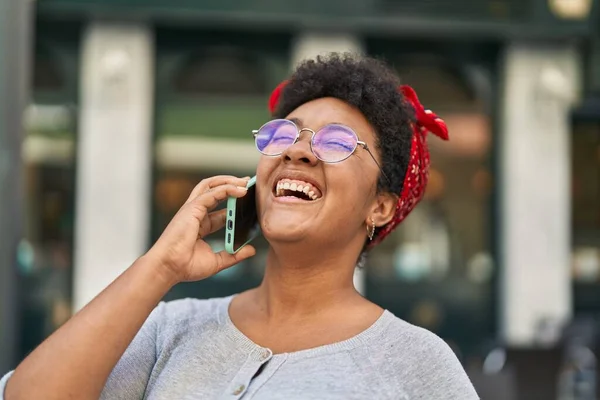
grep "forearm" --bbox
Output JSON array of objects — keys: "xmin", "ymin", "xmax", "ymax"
[{"xmin": 5, "ymin": 255, "xmax": 176, "ymax": 400}]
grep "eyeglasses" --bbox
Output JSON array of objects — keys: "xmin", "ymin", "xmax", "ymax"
[{"xmin": 252, "ymin": 119, "xmax": 390, "ymax": 184}]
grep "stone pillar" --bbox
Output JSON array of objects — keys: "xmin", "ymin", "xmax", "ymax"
[
  {"xmin": 499, "ymin": 42, "xmax": 580, "ymax": 345},
  {"xmin": 73, "ymin": 23, "xmax": 154, "ymax": 311}
]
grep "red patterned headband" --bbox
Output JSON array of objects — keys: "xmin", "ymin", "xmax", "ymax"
[{"xmin": 268, "ymin": 82, "xmax": 449, "ymax": 248}]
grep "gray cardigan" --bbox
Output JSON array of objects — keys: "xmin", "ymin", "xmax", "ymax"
[{"xmin": 1, "ymin": 296, "xmax": 479, "ymax": 399}]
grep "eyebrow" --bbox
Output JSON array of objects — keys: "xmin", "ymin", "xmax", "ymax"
[
  {"xmin": 288, "ymin": 117, "xmax": 303, "ymax": 127},
  {"xmin": 288, "ymin": 118, "xmax": 349, "ymax": 131}
]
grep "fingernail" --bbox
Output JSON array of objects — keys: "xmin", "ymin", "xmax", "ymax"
[{"xmin": 237, "ymin": 186, "xmax": 248, "ymax": 190}]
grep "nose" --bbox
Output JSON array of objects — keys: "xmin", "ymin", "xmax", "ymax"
[{"xmin": 281, "ymin": 129, "xmax": 318, "ymax": 166}]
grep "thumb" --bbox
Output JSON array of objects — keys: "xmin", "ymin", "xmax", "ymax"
[{"xmin": 214, "ymin": 245, "xmax": 257, "ymax": 273}]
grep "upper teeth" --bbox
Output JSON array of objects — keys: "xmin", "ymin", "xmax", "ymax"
[{"xmin": 276, "ymin": 179, "xmax": 321, "ymax": 200}]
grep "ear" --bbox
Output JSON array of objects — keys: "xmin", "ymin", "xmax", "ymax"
[{"xmin": 368, "ymin": 192, "xmax": 397, "ymax": 228}]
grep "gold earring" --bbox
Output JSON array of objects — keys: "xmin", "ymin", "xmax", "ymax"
[{"xmin": 367, "ymin": 217, "xmax": 376, "ymax": 241}]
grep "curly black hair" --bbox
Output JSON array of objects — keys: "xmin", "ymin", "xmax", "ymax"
[{"xmin": 273, "ymin": 53, "xmax": 415, "ymax": 196}]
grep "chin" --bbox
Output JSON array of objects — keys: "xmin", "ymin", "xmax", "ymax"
[{"xmin": 260, "ymin": 213, "xmax": 312, "ymax": 244}]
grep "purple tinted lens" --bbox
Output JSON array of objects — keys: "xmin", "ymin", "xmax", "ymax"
[
  {"xmin": 255, "ymin": 120, "xmax": 297, "ymax": 155},
  {"xmin": 313, "ymin": 125, "xmax": 357, "ymax": 162}
]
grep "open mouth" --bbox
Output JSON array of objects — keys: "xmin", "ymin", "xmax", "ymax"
[{"xmin": 274, "ymin": 179, "xmax": 322, "ymax": 201}]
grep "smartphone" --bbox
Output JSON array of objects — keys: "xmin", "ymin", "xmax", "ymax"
[{"xmin": 225, "ymin": 175, "xmax": 260, "ymax": 254}]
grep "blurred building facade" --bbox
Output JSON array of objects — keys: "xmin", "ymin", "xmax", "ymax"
[{"xmin": 3, "ymin": 0, "xmax": 600, "ymax": 376}]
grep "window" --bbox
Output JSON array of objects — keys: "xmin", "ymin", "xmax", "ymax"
[
  {"xmin": 571, "ymin": 117, "xmax": 600, "ymax": 314},
  {"xmin": 18, "ymin": 22, "xmax": 80, "ymax": 357}
]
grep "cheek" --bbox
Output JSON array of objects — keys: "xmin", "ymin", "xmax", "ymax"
[
  {"xmin": 255, "ymin": 157, "xmax": 274, "ymax": 188},
  {"xmin": 325, "ymin": 166, "xmax": 374, "ymax": 213},
  {"xmin": 255, "ymin": 157, "xmax": 276, "ymax": 211},
  {"xmin": 256, "ymin": 154, "xmax": 278, "ymax": 175}
]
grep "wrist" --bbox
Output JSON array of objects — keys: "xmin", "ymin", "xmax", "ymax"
[{"xmin": 137, "ymin": 252, "xmax": 180, "ymax": 289}]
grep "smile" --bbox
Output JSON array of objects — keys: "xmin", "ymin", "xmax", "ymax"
[{"xmin": 274, "ymin": 179, "xmax": 322, "ymax": 201}]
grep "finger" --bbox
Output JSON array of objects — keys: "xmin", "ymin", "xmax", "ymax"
[
  {"xmin": 188, "ymin": 184, "xmax": 249, "ymax": 214},
  {"xmin": 185, "ymin": 175, "xmax": 249, "ymax": 204},
  {"xmin": 185, "ymin": 176, "xmax": 250, "ymax": 205},
  {"xmin": 198, "ymin": 208, "xmax": 228, "ymax": 238},
  {"xmin": 213, "ymin": 245, "xmax": 257, "ymax": 273}
]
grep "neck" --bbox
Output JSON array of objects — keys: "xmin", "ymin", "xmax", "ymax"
[{"xmin": 253, "ymin": 242, "xmax": 364, "ymax": 320}]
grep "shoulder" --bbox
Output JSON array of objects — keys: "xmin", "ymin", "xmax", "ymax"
[
  {"xmin": 381, "ymin": 312, "xmax": 458, "ymax": 362},
  {"xmin": 158, "ymin": 295, "xmax": 230, "ymax": 320},
  {"xmin": 374, "ymin": 311, "xmax": 479, "ymax": 399},
  {"xmin": 148, "ymin": 296, "xmax": 231, "ymax": 336}
]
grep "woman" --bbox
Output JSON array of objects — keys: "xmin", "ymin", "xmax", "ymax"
[{"xmin": 1, "ymin": 53, "xmax": 479, "ymax": 399}]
